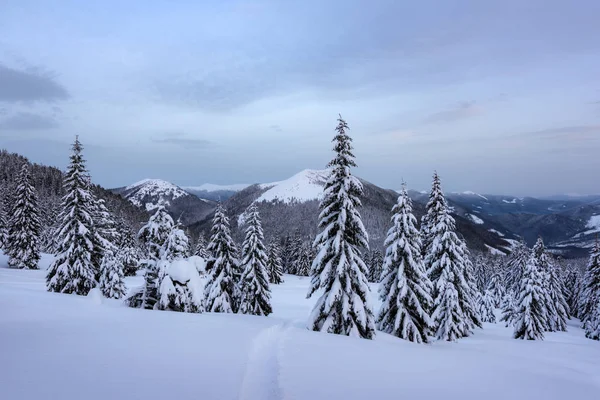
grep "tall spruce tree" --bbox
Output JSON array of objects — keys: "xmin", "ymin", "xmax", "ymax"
[
  {"xmin": 513, "ymin": 254, "xmax": 547, "ymax": 340},
  {"xmin": 47, "ymin": 138, "xmax": 98, "ymax": 295},
  {"xmin": 580, "ymin": 241, "xmax": 600, "ymax": 326},
  {"xmin": 479, "ymin": 290, "xmax": 497, "ymax": 323},
  {"xmin": 421, "ymin": 171, "xmax": 444, "ymax": 262},
  {"xmin": 504, "ymin": 241, "xmax": 530, "ymax": 293},
  {"xmin": 307, "ymin": 116, "xmax": 375, "ymax": 339},
  {"xmin": 548, "ymin": 263, "xmax": 569, "ymax": 331},
  {"xmin": 239, "ymin": 205, "xmax": 272, "ymax": 316},
  {"xmin": 266, "ymin": 240, "xmax": 284, "ymax": 284},
  {"xmin": 99, "ymin": 252, "xmax": 127, "ymax": 299},
  {"xmin": 425, "ymin": 173, "xmax": 477, "ymax": 340},
  {"xmin": 6, "ymin": 163, "xmax": 41, "ymax": 269},
  {"xmin": 532, "ymin": 238, "xmax": 562, "ymax": 331},
  {"xmin": 194, "ymin": 234, "xmax": 209, "ymax": 259},
  {"xmin": 204, "ymin": 204, "xmax": 240, "ymax": 313},
  {"xmin": 296, "ymin": 243, "xmax": 312, "ymax": 277},
  {"xmin": 585, "ymin": 301, "xmax": 600, "ymax": 340},
  {"xmin": 132, "ymin": 206, "xmax": 174, "ymax": 309},
  {"xmin": 368, "ymin": 249, "xmax": 384, "ymax": 283},
  {"xmin": 377, "ymin": 185, "xmax": 433, "ymax": 343},
  {"xmin": 0, "ymin": 200, "xmax": 8, "ymax": 251},
  {"xmin": 499, "ymin": 290, "xmax": 517, "ymax": 327}
]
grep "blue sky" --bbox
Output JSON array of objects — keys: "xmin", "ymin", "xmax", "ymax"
[{"xmin": 0, "ymin": 0, "xmax": 599, "ymax": 196}]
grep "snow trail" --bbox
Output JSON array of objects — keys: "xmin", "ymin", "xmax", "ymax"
[{"xmin": 238, "ymin": 322, "xmax": 290, "ymax": 400}]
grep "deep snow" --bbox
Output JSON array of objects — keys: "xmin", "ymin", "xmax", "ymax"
[{"xmin": 1, "ymin": 253, "xmax": 599, "ymax": 400}]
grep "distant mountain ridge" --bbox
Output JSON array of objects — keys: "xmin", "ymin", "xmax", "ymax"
[{"xmin": 116, "ymin": 172, "xmax": 600, "ymax": 258}]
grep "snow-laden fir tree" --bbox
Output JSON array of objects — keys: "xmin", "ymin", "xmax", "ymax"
[
  {"xmin": 238, "ymin": 204, "xmax": 272, "ymax": 316},
  {"xmin": 296, "ymin": 243, "xmax": 313, "ymax": 277},
  {"xmin": 307, "ymin": 116, "xmax": 375, "ymax": 339},
  {"xmin": 204, "ymin": 204, "xmax": 240, "ymax": 313},
  {"xmin": 585, "ymin": 301, "xmax": 600, "ymax": 340},
  {"xmin": 368, "ymin": 249, "xmax": 384, "ymax": 283},
  {"xmin": 478, "ymin": 290, "xmax": 497, "ymax": 323},
  {"xmin": 287, "ymin": 231, "xmax": 304, "ymax": 275},
  {"xmin": 459, "ymin": 241, "xmax": 483, "ymax": 329},
  {"xmin": 266, "ymin": 240, "xmax": 284, "ymax": 284},
  {"xmin": 117, "ymin": 228, "xmax": 140, "ymax": 277},
  {"xmin": 376, "ymin": 185, "xmax": 433, "ymax": 343},
  {"xmin": 421, "ymin": 171, "xmax": 444, "ymax": 262},
  {"xmin": 130, "ymin": 206, "xmax": 174, "ymax": 309},
  {"xmin": 487, "ymin": 270, "xmax": 505, "ymax": 308},
  {"xmin": 503, "ymin": 241, "xmax": 529, "ymax": 292},
  {"xmin": 562, "ymin": 268, "xmax": 579, "ymax": 319},
  {"xmin": 157, "ymin": 227, "xmax": 203, "ymax": 313},
  {"xmin": 532, "ymin": 238, "xmax": 561, "ymax": 331},
  {"xmin": 547, "ymin": 263, "xmax": 569, "ymax": 331},
  {"xmin": 499, "ymin": 290, "xmax": 516, "ymax": 327},
  {"xmin": 0, "ymin": 200, "xmax": 8, "ymax": 250},
  {"xmin": 580, "ymin": 240, "xmax": 600, "ymax": 326},
  {"xmin": 47, "ymin": 138, "xmax": 98, "ymax": 295},
  {"xmin": 6, "ymin": 163, "xmax": 41, "ymax": 269},
  {"xmin": 425, "ymin": 174, "xmax": 478, "ymax": 340},
  {"xmin": 194, "ymin": 234, "xmax": 209, "ymax": 259},
  {"xmin": 90, "ymin": 197, "xmax": 118, "ymax": 275},
  {"xmin": 99, "ymin": 252, "xmax": 127, "ymax": 299},
  {"xmin": 513, "ymin": 254, "xmax": 547, "ymax": 340}
]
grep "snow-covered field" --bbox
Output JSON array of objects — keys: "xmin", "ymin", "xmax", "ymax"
[{"xmin": 1, "ymin": 253, "xmax": 599, "ymax": 400}]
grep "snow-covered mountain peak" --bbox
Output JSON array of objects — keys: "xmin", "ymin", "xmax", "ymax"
[
  {"xmin": 122, "ymin": 179, "xmax": 190, "ymax": 211},
  {"xmin": 183, "ymin": 183, "xmax": 251, "ymax": 192},
  {"xmin": 256, "ymin": 169, "xmax": 330, "ymax": 204}
]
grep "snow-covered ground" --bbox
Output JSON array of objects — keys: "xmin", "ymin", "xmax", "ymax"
[{"xmin": 1, "ymin": 253, "xmax": 599, "ymax": 400}]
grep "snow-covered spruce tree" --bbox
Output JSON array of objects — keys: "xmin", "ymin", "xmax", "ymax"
[
  {"xmin": 296, "ymin": 243, "xmax": 313, "ymax": 277},
  {"xmin": 288, "ymin": 231, "xmax": 304, "ymax": 275},
  {"xmin": 307, "ymin": 116, "xmax": 375, "ymax": 339},
  {"xmin": 204, "ymin": 204, "xmax": 240, "ymax": 313},
  {"xmin": 459, "ymin": 241, "xmax": 483, "ymax": 329},
  {"xmin": 238, "ymin": 204, "xmax": 272, "ymax": 316},
  {"xmin": 266, "ymin": 240, "xmax": 284, "ymax": 284},
  {"xmin": 91, "ymin": 197, "xmax": 118, "ymax": 273},
  {"xmin": 532, "ymin": 238, "xmax": 561, "ymax": 331},
  {"xmin": 6, "ymin": 163, "xmax": 41, "ymax": 269},
  {"xmin": 46, "ymin": 138, "xmax": 99, "ymax": 295},
  {"xmin": 368, "ymin": 249, "xmax": 384, "ymax": 283},
  {"xmin": 548, "ymin": 263, "xmax": 569, "ymax": 331},
  {"xmin": 580, "ymin": 241, "xmax": 600, "ymax": 326},
  {"xmin": 421, "ymin": 171, "xmax": 445, "ymax": 262},
  {"xmin": 129, "ymin": 206, "xmax": 174, "ymax": 309},
  {"xmin": 585, "ymin": 301, "xmax": 600, "ymax": 340},
  {"xmin": 503, "ymin": 241, "xmax": 530, "ymax": 292},
  {"xmin": 562, "ymin": 268, "xmax": 579, "ymax": 318},
  {"xmin": 513, "ymin": 254, "xmax": 547, "ymax": 340},
  {"xmin": 0, "ymin": 201, "xmax": 8, "ymax": 250},
  {"xmin": 487, "ymin": 270, "xmax": 505, "ymax": 308},
  {"xmin": 157, "ymin": 227, "xmax": 202, "ymax": 313},
  {"xmin": 499, "ymin": 290, "xmax": 516, "ymax": 327},
  {"xmin": 479, "ymin": 290, "xmax": 497, "ymax": 323},
  {"xmin": 425, "ymin": 174, "xmax": 479, "ymax": 340},
  {"xmin": 99, "ymin": 252, "xmax": 127, "ymax": 299},
  {"xmin": 117, "ymin": 228, "xmax": 140, "ymax": 277},
  {"xmin": 194, "ymin": 233, "xmax": 209, "ymax": 259},
  {"xmin": 376, "ymin": 185, "xmax": 433, "ymax": 343}
]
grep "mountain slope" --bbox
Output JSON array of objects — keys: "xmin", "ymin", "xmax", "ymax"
[
  {"xmin": 189, "ymin": 169, "xmax": 511, "ymax": 255},
  {"xmin": 112, "ymin": 179, "xmax": 215, "ymax": 225},
  {"xmin": 183, "ymin": 183, "xmax": 250, "ymax": 202}
]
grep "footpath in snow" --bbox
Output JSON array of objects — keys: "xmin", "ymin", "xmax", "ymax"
[{"xmin": 0, "ymin": 254, "xmax": 599, "ymax": 400}]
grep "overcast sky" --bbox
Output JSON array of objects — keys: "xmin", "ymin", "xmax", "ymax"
[{"xmin": 0, "ymin": 0, "xmax": 599, "ymax": 196}]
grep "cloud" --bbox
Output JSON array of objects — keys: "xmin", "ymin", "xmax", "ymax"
[
  {"xmin": 152, "ymin": 133, "xmax": 212, "ymax": 149},
  {"xmin": 0, "ymin": 112, "xmax": 59, "ymax": 130},
  {"xmin": 269, "ymin": 124, "xmax": 283, "ymax": 133},
  {"xmin": 521, "ymin": 125, "xmax": 600, "ymax": 140},
  {"xmin": 0, "ymin": 65, "xmax": 69, "ymax": 103},
  {"xmin": 423, "ymin": 101, "xmax": 484, "ymax": 124}
]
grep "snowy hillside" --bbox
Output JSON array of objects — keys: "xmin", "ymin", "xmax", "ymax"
[
  {"xmin": 1, "ymin": 258, "xmax": 599, "ymax": 400},
  {"xmin": 256, "ymin": 169, "xmax": 329, "ymax": 204},
  {"xmin": 122, "ymin": 179, "xmax": 191, "ymax": 211},
  {"xmin": 183, "ymin": 183, "xmax": 251, "ymax": 202},
  {"xmin": 112, "ymin": 179, "xmax": 216, "ymax": 225}
]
